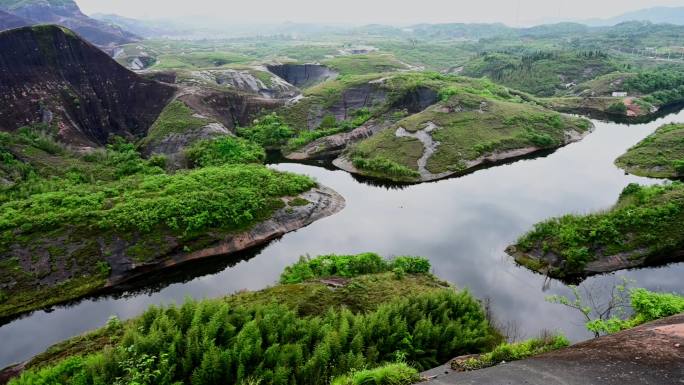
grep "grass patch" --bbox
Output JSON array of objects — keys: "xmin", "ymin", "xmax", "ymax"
[
  {"xmin": 280, "ymin": 253, "xmax": 430, "ymax": 283},
  {"xmin": 452, "ymin": 334, "xmax": 570, "ymax": 371},
  {"xmin": 616, "ymin": 123, "xmax": 684, "ymax": 178},
  {"xmin": 323, "ymin": 53, "xmax": 408, "ymax": 75},
  {"xmin": 512, "ymin": 182, "xmax": 684, "ymax": 277},
  {"xmin": 331, "ymin": 363, "xmax": 419, "ymax": 385},
  {"xmin": 352, "ymin": 156, "xmax": 421, "ymax": 181},
  {"xmin": 185, "ymin": 135, "xmax": 266, "ymax": 167},
  {"xmin": 142, "ymin": 100, "xmax": 212, "ymax": 146}
]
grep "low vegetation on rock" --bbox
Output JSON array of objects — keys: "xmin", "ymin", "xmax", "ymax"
[
  {"xmin": 509, "ymin": 182, "xmax": 684, "ymax": 278},
  {"xmin": 616, "ymin": 123, "xmax": 684, "ymax": 178},
  {"xmin": 451, "ymin": 334, "xmax": 570, "ymax": 371}
]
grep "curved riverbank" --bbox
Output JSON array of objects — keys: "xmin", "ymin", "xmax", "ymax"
[{"xmin": 1, "ymin": 109, "xmax": 684, "ymax": 370}]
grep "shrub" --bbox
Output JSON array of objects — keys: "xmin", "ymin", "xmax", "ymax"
[
  {"xmin": 515, "ymin": 182, "xmax": 684, "ymax": 274},
  {"xmin": 352, "ymin": 157, "xmax": 420, "ymax": 180},
  {"xmin": 453, "ymin": 334, "xmax": 569, "ymax": 371},
  {"xmin": 238, "ymin": 113, "xmax": 295, "ymax": 146},
  {"xmin": 673, "ymin": 159, "xmax": 684, "ymax": 175},
  {"xmin": 522, "ymin": 129, "xmax": 557, "ymax": 148},
  {"xmin": 330, "ymin": 363, "xmax": 419, "ymax": 385},
  {"xmin": 607, "ymin": 102, "xmax": 627, "ymax": 115},
  {"xmin": 185, "ymin": 136, "xmax": 266, "ymax": 167},
  {"xmin": 0, "ymin": 165, "xmax": 316, "ymax": 235},
  {"xmin": 586, "ymin": 288, "xmax": 684, "ymax": 335},
  {"xmin": 280, "ymin": 253, "xmax": 431, "ymax": 284}
]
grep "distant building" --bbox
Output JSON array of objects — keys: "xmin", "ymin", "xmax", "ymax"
[
  {"xmin": 564, "ymin": 82, "xmax": 576, "ymax": 89},
  {"xmin": 612, "ymin": 92, "xmax": 628, "ymax": 97}
]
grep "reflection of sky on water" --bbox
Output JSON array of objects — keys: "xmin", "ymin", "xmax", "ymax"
[{"xmin": 2, "ymin": 110, "xmax": 684, "ymax": 367}]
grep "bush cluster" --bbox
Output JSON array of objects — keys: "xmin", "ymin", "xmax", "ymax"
[
  {"xmin": 0, "ymin": 165, "xmax": 315, "ymax": 235},
  {"xmin": 11, "ymin": 289, "xmax": 496, "ymax": 385},
  {"xmin": 586, "ymin": 288, "xmax": 684, "ymax": 335},
  {"xmin": 185, "ymin": 136, "xmax": 266, "ymax": 167},
  {"xmin": 352, "ymin": 157, "xmax": 420, "ymax": 180},
  {"xmin": 516, "ymin": 182, "xmax": 684, "ymax": 273},
  {"xmin": 238, "ymin": 113, "xmax": 295, "ymax": 147},
  {"xmin": 280, "ymin": 253, "xmax": 431, "ymax": 284},
  {"xmin": 453, "ymin": 334, "xmax": 569, "ymax": 371}
]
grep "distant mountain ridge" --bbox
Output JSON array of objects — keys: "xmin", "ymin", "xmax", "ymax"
[
  {"xmin": 0, "ymin": 0, "xmax": 139, "ymax": 46},
  {"xmin": 585, "ymin": 6, "xmax": 684, "ymax": 26}
]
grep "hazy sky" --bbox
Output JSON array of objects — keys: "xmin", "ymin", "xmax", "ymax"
[{"xmin": 78, "ymin": 0, "xmax": 684, "ymax": 25}]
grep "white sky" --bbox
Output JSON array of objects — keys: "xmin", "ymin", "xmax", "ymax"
[{"xmin": 78, "ymin": 0, "xmax": 684, "ymax": 26}]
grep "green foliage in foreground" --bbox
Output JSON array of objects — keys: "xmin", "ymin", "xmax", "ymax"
[
  {"xmin": 330, "ymin": 363, "xmax": 419, "ymax": 385},
  {"xmin": 616, "ymin": 123, "xmax": 684, "ymax": 178},
  {"xmin": 352, "ymin": 156, "xmax": 421, "ymax": 181},
  {"xmin": 185, "ymin": 136, "xmax": 266, "ymax": 167},
  {"xmin": 280, "ymin": 253, "xmax": 431, "ymax": 284},
  {"xmin": 0, "ymin": 165, "xmax": 315, "ymax": 238},
  {"xmin": 238, "ymin": 113, "xmax": 295, "ymax": 147},
  {"xmin": 586, "ymin": 289, "xmax": 684, "ymax": 335},
  {"xmin": 10, "ymin": 288, "xmax": 496, "ymax": 385},
  {"xmin": 452, "ymin": 334, "xmax": 570, "ymax": 371},
  {"xmin": 514, "ymin": 182, "xmax": 684, "ymax": 275}
]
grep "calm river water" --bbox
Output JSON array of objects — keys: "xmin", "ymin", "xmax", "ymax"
[{"xmin": 2, "ymin": 110, "xmax": 684, "ymax": 368}]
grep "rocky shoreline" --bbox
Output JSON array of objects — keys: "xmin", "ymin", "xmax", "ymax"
[
  {"xmin": 0, "ymin": 185, "xmax": 345, "ymax": 323},
  {"xmin": 105, "ymin": 185, "xmax": 345, "ymax": 288}
]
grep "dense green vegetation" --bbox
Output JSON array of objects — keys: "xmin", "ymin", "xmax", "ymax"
[
  {"xmin": 451, "ymin": 334, "xmax": 569, "ymax": 371},
  {"xmin": 548, "ymin": 283, "xmax": 684, "ymax": 337},
  {"xmin": 616, "ymin": 123, "xmax": 684, "ymax": 178},
  {"xmin": 10, "ymin": 255, "xmax": 501, "ymax": 385},
  {"xmin": 280, "ymin": 253, "xmax": 431, "ymax": 283},
  {"xmin": 330, "ymin": 363, "xmax": 419, "ymax": 385},
  {"xmin": 237, "ymin": 113, "xmax": 295, "ymax": 147},
  {"xmin": 351, "ymin": 156, "xmax": 421, "ymax": 181},
  {"xmin": 0, "ymin": 112, "xmax": 323, "ymax": 319},
  {"xmin": 511, "ymin": 183, "xmax": 684, "ymax": 277},
  {"xmin": 586, "ymin": 288, "xmax": 684, "ymax": 335},
  {"xmin": 185, "ymin": 136, "xmax": 266, "ymax": 167},
  {"xmin": 0, "ymin": 165, "xmax": 314, "ymax": 236}
]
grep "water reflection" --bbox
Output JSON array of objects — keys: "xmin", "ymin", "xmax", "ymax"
[{"xmin": 2, "ymin": 110, "xmax": 684, "ymax": 368}]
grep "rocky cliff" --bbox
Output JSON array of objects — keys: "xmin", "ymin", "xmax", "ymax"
[
  {"xmin": 0, "ymin": 0, "xmax": 138, "ymax": 46},
  {"xmin": 0, "ymin": 25, "xmax": 175, "ymax": 147}
]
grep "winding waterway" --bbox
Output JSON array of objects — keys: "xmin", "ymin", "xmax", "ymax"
[{"xmin": 2, "ymin": 109, "xmax": 684, "ymax": 368}]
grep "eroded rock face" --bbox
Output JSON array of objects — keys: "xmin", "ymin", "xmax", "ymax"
[
  {"xmin": 267, "ymin": 63, "xmax": 338, "ymax": 88},
  {"xmin": 179, "ymin": 88, "xmax": 284, "ymax": 130},
  {"xmin": 0, "ymin": 0, "xmax": 138, "ymax": 46},
  {"xmin": 0, "ymin": 26, "xmax": 175, "ymax": 147},
  {"xmin": 391, "ymin": 86, "xmax": 439, "ymax": 113},
  {"xmin": 189, "ymin": 69, "xmax": 300, "ymax": 99}
]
